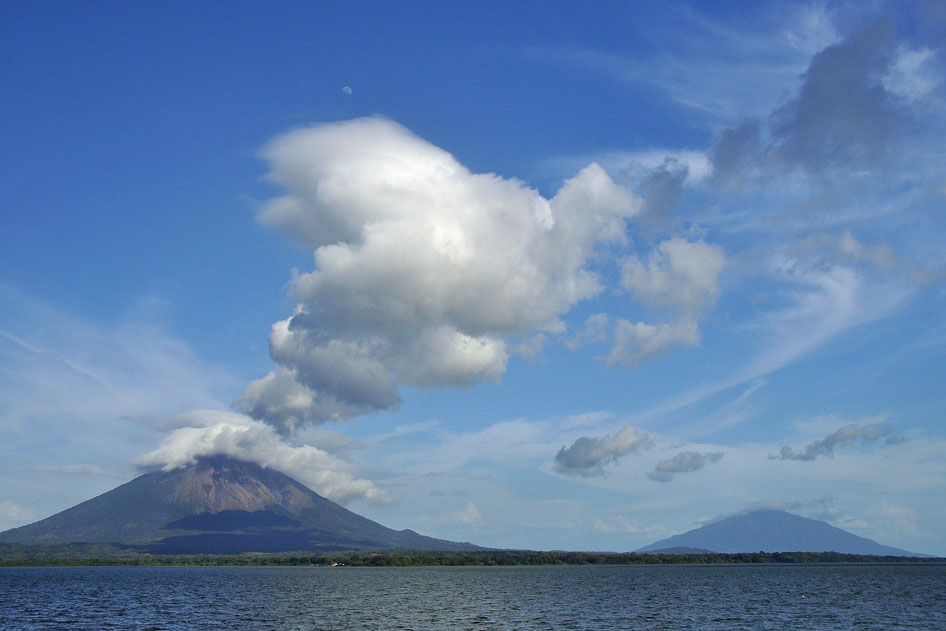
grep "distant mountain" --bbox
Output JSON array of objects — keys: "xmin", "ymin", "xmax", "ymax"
[
  {"xmin": 637, "ymin": 509, "xmax": 921, "ymax": 556},
  {"xmin": 0, "ymin": 455, "xmax": 479, "ymax": 554}
]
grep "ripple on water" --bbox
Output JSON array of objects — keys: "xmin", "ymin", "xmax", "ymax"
[{"xmin": 0, "ymin": 564, "xmax": 944, "ymax": 630}]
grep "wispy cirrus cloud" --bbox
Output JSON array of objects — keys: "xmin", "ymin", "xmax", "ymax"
[
  {"xmin": 0, "ymin": 285, "xmax": 238, "ymax": 436},
  {"xmin": 23, "ymin": 464, "xmax": 114, "ymax": 477},
  {"xmin": 526, "ymin": 3, "xmax": 837, "ymax": 123}
]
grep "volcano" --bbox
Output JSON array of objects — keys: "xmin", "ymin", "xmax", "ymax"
[
  {"xmin": 636, "ymin": 509, "xmax": 921, "ymax": 555},
  {"xmin": 0, "ymin": 455, "xmax": 480, "ymax": 554}
]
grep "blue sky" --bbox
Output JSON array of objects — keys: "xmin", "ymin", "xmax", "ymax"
[{"xmin": 2, "ymin": 1, "xmax": 945, "ymax": 555}]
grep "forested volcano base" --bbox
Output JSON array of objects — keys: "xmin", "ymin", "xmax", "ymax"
[{"xmin": 1, "ymin": 545, "xmax": 940, "ymax": 567}]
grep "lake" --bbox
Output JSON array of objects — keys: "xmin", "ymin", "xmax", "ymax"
[{"xmin": 2, "ymin": 564, "xmax": 944, "ymax": 630}]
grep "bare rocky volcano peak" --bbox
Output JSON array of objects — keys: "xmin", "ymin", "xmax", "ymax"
[{"xmin": 164, "ymin": 455, "xmax": 315, "ymax": 515}]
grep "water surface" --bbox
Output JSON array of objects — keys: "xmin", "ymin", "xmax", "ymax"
[{"xmin": 2, "ymin": 564, "xmax": 944, "ymax": 630}]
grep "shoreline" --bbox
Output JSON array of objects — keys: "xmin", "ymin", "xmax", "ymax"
[{"xmin": 2, "ymin": 548, "xmax": 943, "ymax": 568}]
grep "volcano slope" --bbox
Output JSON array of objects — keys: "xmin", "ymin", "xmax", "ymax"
[{"xmin": 0, "ymin": 455, "xmax": 479, "ymax": 554}]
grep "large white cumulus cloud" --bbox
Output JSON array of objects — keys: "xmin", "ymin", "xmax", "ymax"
[
  {"xmin": 237, "ymin": 117, "xmax": 640, "ymax": 431},
  {"xmin": 135, "ymin": 410, "xmax": 387, "ymax": 505}
]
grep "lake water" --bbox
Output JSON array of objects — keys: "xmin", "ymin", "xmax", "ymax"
[{"xmin": 1, "ymin": 564, "xmax": 944, "ymax": 630}]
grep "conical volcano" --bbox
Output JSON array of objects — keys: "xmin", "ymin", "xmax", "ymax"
[
  {"xmin": 0, "ymin": 455, "xmax": 479, "ymax": 554},
  {"xmin": 636, "ymin": 509, "xmax": 920, "ymax": 555}
]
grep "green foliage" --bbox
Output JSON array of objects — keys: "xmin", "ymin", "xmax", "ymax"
[{"xmin": 1, "ymin": 543, "xmax": 940, "ymax": 567}]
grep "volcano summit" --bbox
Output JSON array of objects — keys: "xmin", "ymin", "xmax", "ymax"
[{"xmin": 0, "ymin": 456, "xmax": 479, "ymax": 554}]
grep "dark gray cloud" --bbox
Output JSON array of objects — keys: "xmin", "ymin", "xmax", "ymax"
[
  {"xmin": 647, "ymin": 450, "xmax": 723, "ymax": 482},
  {"xmin": 771, "ymin": 422, "xmax": 898, "ymax": 461},
  {"xmin": 710, "ymin": 19, "xmax": 931, "ymax": 185},
  {"xmin": 708, "ymin": 119, "xmax": 763, "ymax": 188},
  {"xmin": 639, "ymin": 158, "xmax": 689, "ymax": 221},
  {"xmin": 554, "ymin": 425, "xmax": 651, "ymax": 477},
  {"xmin": 770, "ymin": 20, "xmax": 902, "ymax": 172}
]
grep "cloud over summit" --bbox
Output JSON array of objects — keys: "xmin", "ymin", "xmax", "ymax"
[
  {"xmin": 135, "ymin": 410, "xmax": 387, "ymax": 505},
  {"xmin": 238, "ymin": 118, "xmax": 641, "ymax": 432}
]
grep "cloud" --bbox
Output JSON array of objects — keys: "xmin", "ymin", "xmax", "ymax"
[
  {"xmin": 554, "ymin": 425, "xmax": 651, "ymax": 477},
  {"xmin": 771, "ymin": 422, "xmax": 898, "ymax": 461},
  {"xmin": 25, "ymin": 464, "xmax": 112, "ymax": 477},
  {"xmin": 769, "ymin": 21, "xmax": 905, "ymax": 173},
  {"xmin": 837, "ymin": 231, "xmax": 894, "ymax": 268},
  {"xmin": 565, "ymin": 313, "xmax": 610, "ymax": 350},
  {"xmin": 238, "ymin": 117, "xmax": 640, "ymax": 432},
  {"xmin": 446, "ymin": 501, "xmax": 482, "ymax": 525},
  {"xmin": 528, "ymin": 4, "xmax": 838, "ymax": 124},
  {"xmin": 789, "ymin": 231, "xmax": 894, "ymax": 270},
  {"xmin": 638, "ymin": 158, "xmax": 689, "ymax": 221},
  {"xmin": 135, "ymin": 410, "xmax": 388, "ymax": 505},
  {"xmin": 592, "ymin": 516, "xmax": 667, "ymax": 536},
  {"xmin": 622, "ymin": 238, "xmax": 727, "ymax": 317},
  {"xmin": 708, "ymin": 119, "xmax": 763, "ymax": 188},
  {"xmin": 341, "ymin": 86, "xmax": 352, "ymax": 95},
  {"xmin": 605, "ymin": 318, "xmax": 699, "ymax": 367},
  {"xmin": 883, "ymin": 46, "xmax": 940, "ymax": 103},
  {"xmin": 741, "ymin": 246, "xmax": 910, "ymax": 381},
  {"xmin": 0, "ymin": 500, "xmax": 35, "ymax": 526},
  {"xmin": 709, "ymin": 19, "xmax": 940, "ymax": 186},
  {"xmin": 647, "ymin": 450, "xmax": 724, "ymax": 482},
  {"xmin": 0, "ymin": 286, "xmax": 237, "ymax": 436},
  {"xmin": 736, "ymin": 496, "xmax": 843, "ymax": 523},
  {"xmin": 561, "ymin": 410, "xmax": 614, "ymax": 430},
  {"xmin": 598, "ymin": 238, "xmax": 726, "ymax": 367}
]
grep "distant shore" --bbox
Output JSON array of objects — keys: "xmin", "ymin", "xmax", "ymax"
[{"xmin": 1, "ymin": 545, "xmax": 942, "ymax": 567}]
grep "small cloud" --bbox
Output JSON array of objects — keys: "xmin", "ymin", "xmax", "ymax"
[
  {"xmin": 638, "ymin": 157, "xmax": 689, "ymax": 221},
  {"xmin": 647, "ymin": 450, "xmax": 724, "ymax": 482},
  {"xmin": 0, "ymin": 500, "xmax": 35, "ymax": 526},
  {"xmin": 446, "ymin": 501, "xmax": 482, "ymax": 524},
  {"xmin": 565, "ymin": 313, "xmax": 610, "ymax": 350},
  {"xmin": 706, "ymin": 496, "xmax": 841, "ymax": 525},
  {"xmin": 605, "ymin": 318, "xmax": 699, "ymax": 367},
  {"xmin": 561, "ymin": 410, "xmax": 614, "ymax": 430},
  {"xmin": 25, "ymin": 464, "xmax": 112, "ymax": 477},
  {"xmin": 510, "ymin": 334, "xmax": 545, "ymax": 360},
  {"xmin": 554, "ymin": 425, "xmax": 651, "ymax": 477},
  {"xmin": 342, "ymin": 86, "xmax": 353, "ymax": 95},
  {"xmin": 789, "ymin": 231, "xmax": 894, "ymax": 270},
  {"xmin": 771, "ymin": 422, "xmax": 898, "ymax": 461},
  {"xmin": 621, "ymin": 237, "xmax": 727, "ymax": 317},
  {"xmin": 593, "ymin": 516, "xmax": 667, "ymax": 535}
]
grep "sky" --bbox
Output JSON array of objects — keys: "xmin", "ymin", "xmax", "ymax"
[{"xmin": 1, "ymin": 1, "xmax": 945, "ymax": 555}]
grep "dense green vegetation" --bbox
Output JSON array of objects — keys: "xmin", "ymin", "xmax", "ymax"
[{"xmin": 1, "ymin": 544, "xmax": 940, "ymax": 567}]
